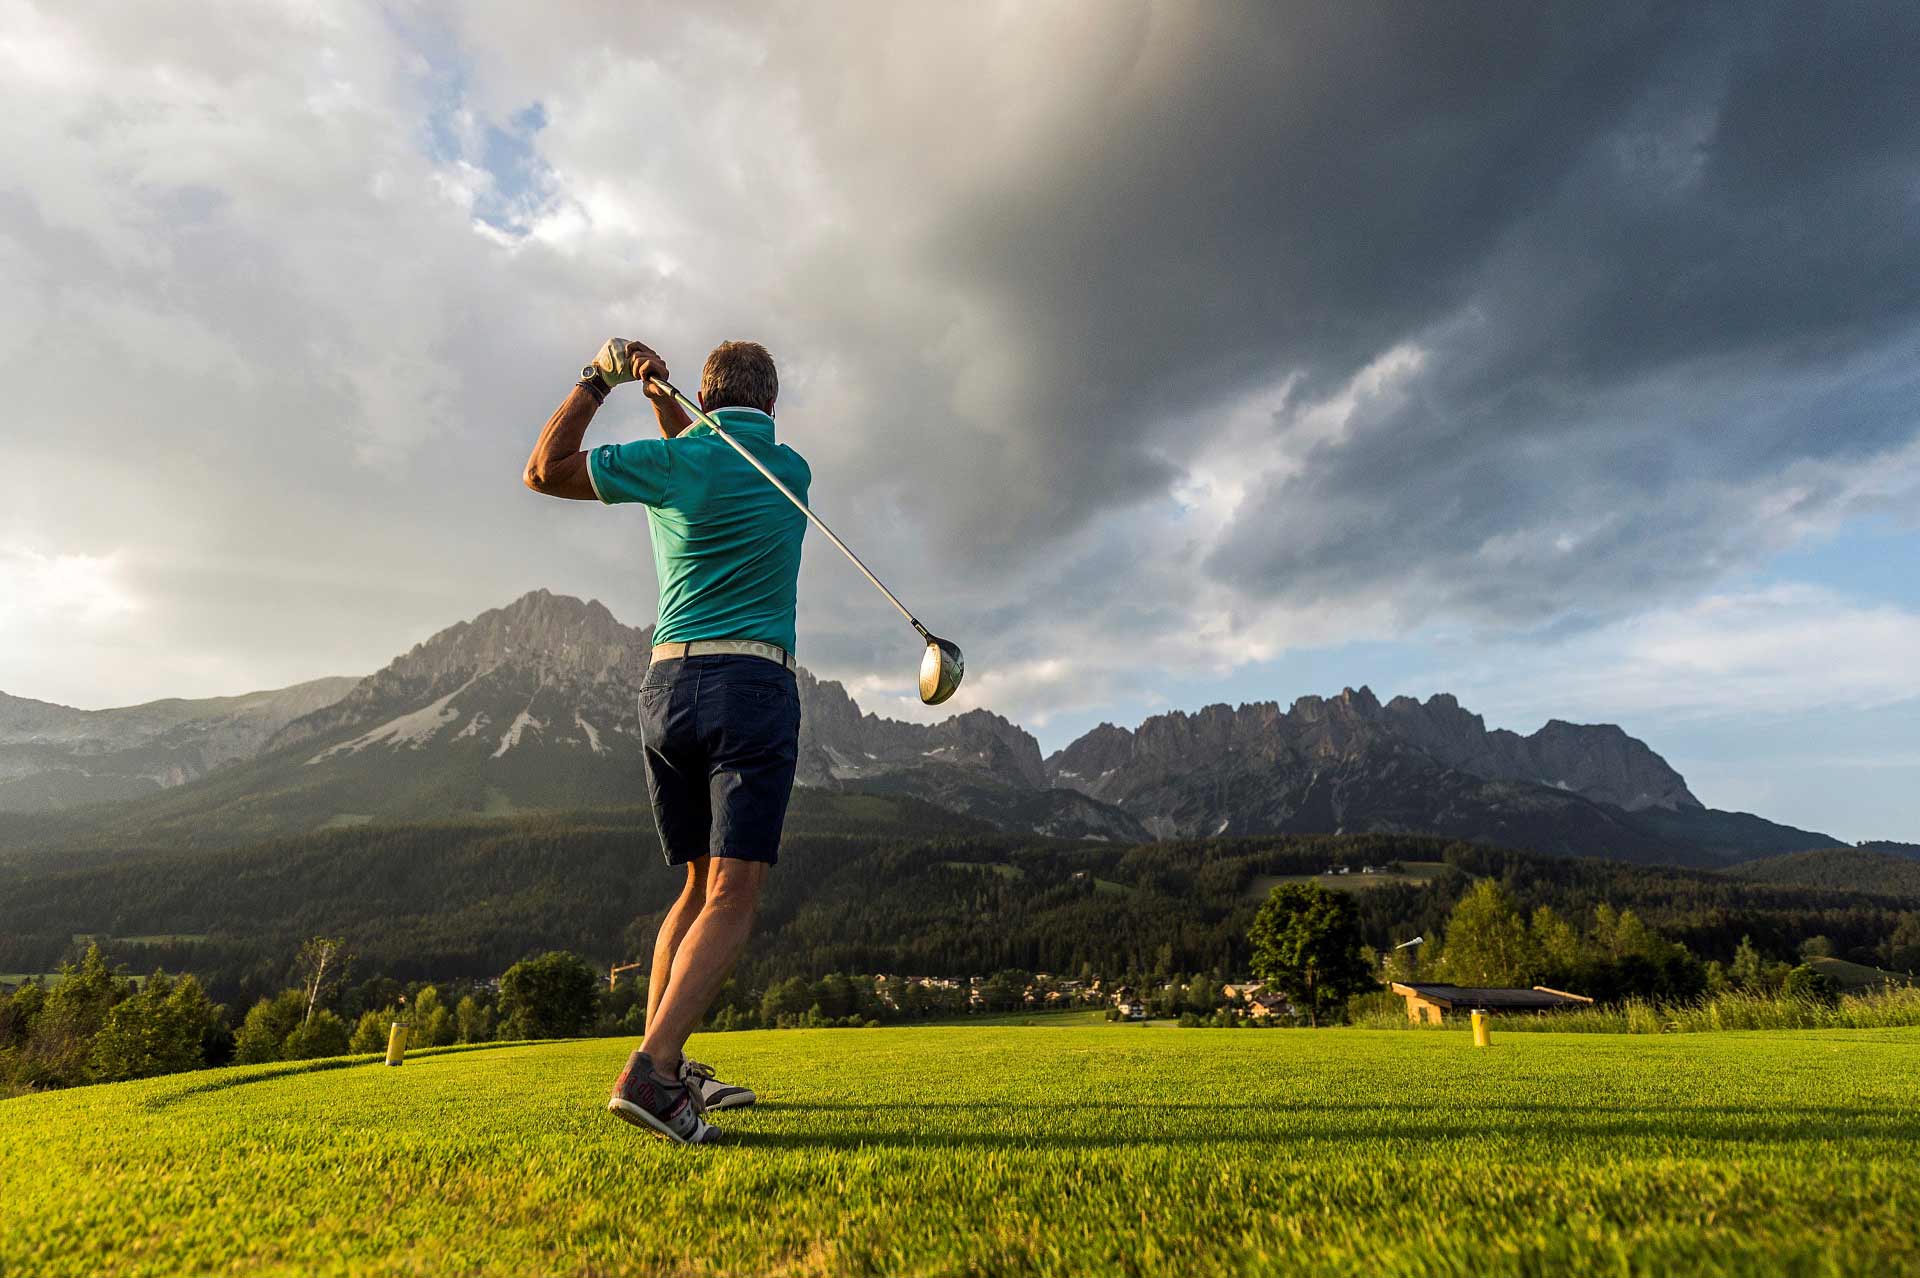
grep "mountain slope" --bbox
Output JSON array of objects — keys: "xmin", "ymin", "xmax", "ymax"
[
  {"xmin": 1040, "ymin": 687, "xmax": 1829, "ymax": 864},
  {"xmin": 1046, "ymin": 687, "xmax": 1700, "ymax": 827},
  {"xmin": 0, "ymin": 592, "xmax": 1843, "ymax": 866},
  {"xmin": 2, "ymin": 801, "xmax": 1908, "ymax": 1004},
  {"xmin": 0, "ymin": 678, "xmax": 359, "ymax": 812},
  {"xmin": 1731, "ymin": 848, "xmax": 1920, "ymax": 897},
  {"xmin": 2, "ymin": 591, "xmax": 1132, "ymax": 849}
]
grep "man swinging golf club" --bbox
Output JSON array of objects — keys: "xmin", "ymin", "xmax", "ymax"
[{"xmin": 523, "ymin": 338, "xmax": 806, "ymax": 1144}]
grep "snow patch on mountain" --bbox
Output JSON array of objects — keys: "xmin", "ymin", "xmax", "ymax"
[
  {"xmin": 493, "ymin": 710, "xmax": 544, "ymax": 759},
  {"xmin": 574, "ymin": 713, "xmax": 604, "ymax": 755},
  {"xmin": 307, "ymin": 675, "xmax": 479, "ymax": 764}
]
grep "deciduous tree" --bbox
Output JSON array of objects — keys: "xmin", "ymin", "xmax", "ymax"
[
  {"xmin": 1248, "ymin": 882, "xmax": 1374, "ymax": 1027},
  {"xmin": 1436, "ymin": 882, "xmax": 1532, "ymax": 987},
  {"xmin": 497, "ymin": 951, "xmax": 598, "ymax": 1039}
]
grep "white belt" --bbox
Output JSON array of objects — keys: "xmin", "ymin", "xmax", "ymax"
[{"xmin": 650, "ymin": 639, "xmax": 794, "ymax": 669}]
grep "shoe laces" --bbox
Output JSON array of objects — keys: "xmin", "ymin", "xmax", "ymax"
[{"xmin": 678, "ymin": 1057, "xmax": 716, "ymax": 1114}]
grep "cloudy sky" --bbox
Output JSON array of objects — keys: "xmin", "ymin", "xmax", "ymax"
[{"xmin": 3, "ymin": 2, "xmax": 1918, "ymax": 839}]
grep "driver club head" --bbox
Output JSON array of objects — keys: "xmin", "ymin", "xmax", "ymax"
[{"xmin": 919, "ymin": 635, "xmax": 965, "ymax": 705}]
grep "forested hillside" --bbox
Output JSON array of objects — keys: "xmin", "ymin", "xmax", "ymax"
[
  {"xmin": 1731, "ymin": 848, "xmax": 1920, "ymax": 897},
  {"xmin": 3, "ymin": 793, "xmax": 1912, "ymax": 1010}
]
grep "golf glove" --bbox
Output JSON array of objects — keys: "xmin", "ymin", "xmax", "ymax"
[{"xmin": 586, "ymin": 338, "xmax": 640, "ymax": 388}]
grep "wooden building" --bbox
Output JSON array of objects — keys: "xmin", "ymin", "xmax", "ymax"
[{"xmin": 1390, "ymin": 983, "xmax": 1593, "ymax": 1024}]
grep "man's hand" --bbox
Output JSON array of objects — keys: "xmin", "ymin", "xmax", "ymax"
[
  {"xmin": 625, "ymin": 341, "xmax": 674, "ymax": 403},
  {"xmin": 587, "ymin": 337, "xmax": 641, "ymax": 387}
]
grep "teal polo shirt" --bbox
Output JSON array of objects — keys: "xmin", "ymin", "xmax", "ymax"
[{"xmin": 587, "ymin": 407, "xmax": 810, "ymax": 653}]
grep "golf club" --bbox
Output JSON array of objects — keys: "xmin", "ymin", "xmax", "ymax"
[{"xmin": 642, "ymin": 374, "xmax": 965, "ymax": 705}]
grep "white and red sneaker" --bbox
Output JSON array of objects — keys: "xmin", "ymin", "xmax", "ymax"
[
  {"xmin": 608, "ymin": 1050, "xmax": 718, "ymax": 1145},
  {"xmin": 681, "ymin": 1057, "xmax": 757, "ymax": 1112}
]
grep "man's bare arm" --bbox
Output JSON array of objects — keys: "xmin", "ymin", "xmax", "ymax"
[
  {"xmin": 523, "ymin": 342, "xmax": 691, "ymax": 500},
  {"xmin": 647, "ymin": 389, "xmax": 695, "ymax": 439},
  {"xmin": 522, "ymin": 384, "xmax": 603, "ymax": 501}
]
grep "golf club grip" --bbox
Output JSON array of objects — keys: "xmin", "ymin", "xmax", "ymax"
[{"xmin": 648, "ymin": 378, "xmax": 924, "ymax": 634}]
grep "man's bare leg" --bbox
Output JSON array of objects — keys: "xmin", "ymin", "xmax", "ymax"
[
  {"xmin": 645, "ymin": 860, "xmax": 709, "ymax": 1033},
  {"xmin": 638, "ymin": 857, "xmax": 768, "ymax": 1076}
]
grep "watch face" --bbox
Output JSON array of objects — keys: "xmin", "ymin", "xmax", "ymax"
[{"xmin": 581, "ymin": 365, "xmax": 597, "ymax": 381}]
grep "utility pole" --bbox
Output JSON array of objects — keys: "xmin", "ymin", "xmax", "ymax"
[{"xmin": 609, "ymin": 961, "xmax": 643, "ymax": 991}]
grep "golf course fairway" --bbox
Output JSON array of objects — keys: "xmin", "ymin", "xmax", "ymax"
[{"xmin": 5, "ymin": 1024, "xmax": 1917, "ymax": 1277}]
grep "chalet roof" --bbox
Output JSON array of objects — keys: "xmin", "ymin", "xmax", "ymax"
[{"xmin": 1391, "ymin": 983, "xmax": 1593, "ymax": 1010}]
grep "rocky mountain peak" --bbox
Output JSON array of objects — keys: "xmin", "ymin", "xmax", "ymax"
[
  {"xmin": 265, "ymin": 591, "xmax": 653, "ymax": 752},
  {"xmin": 390, "ymin": 590, "xmax": 646, "ymax": 683},
  {"xmin": 1045, "ymin": 685, "xmax": 1702, "ymax": 828}
]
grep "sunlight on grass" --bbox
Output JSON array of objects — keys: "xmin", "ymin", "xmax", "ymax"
[{"xmin": 4, "ymin": 1026, "xmax": 1917, "ymax": 1277}]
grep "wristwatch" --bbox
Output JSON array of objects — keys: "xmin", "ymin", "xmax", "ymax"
[{"xmin": 576, "ymin": 367, "xmax": 609, "ymax": 403}]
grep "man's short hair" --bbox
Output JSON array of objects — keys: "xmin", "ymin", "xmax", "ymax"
[{"xmin": 701, "ymin": 341, "xmax": 778, "ymax": 413}]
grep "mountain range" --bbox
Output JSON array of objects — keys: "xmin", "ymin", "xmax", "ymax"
[
  {"xmin": 0, "ymin": 679, "xmax": 357, "ymax": 811},
  {"xmin": 0, "ymin": 589, "xmax": 1849, "ymax": 865}
]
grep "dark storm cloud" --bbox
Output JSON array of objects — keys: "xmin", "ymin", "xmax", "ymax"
[
  {"xmin": 771, "ymin": 2, "xmax": 1912, "ymax": 583},
  {"xmin": 862, "ymin": 4, "xmax": 1688, "ymax": 544},
  {"xmin": 431, "ymin": 0, "xmax": 1901, "ymax": 706},
  {"xmin": 11, "ymin": 0, "xmax": 1920, "ymax": 722},
  {"xmin": 1187, "ymin": 3, "xmax": 1920, "ymax": 623},
  {"xmin": 764, "ymin": 3, "xmax": 1920, "ymax": 632}
]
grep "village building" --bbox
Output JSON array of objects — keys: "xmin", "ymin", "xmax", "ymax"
[{"xmin": 1390, "ymin": 983, "xmax": 1593, "ymax": 1024}]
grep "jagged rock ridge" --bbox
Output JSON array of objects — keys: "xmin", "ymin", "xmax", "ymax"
[
  {"xmin": 1045, "ymin": 685, "xmax": 1703, "ymax": 844},
  {"xmin": 244, "ymin": 590, "xmax": 1131, "ymax": 839},
  {"xmin": 4, "ymin": 595, "xmax": 1839, "ymax": 864}
]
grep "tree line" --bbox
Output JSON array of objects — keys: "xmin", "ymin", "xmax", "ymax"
[{"xmin": 5, "ymin": 807, "xmax": 1916, "ymax": 1082}]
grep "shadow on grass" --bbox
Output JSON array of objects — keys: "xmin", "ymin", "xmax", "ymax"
[
  {"xmin": 727, "ymin": 1099, "xmax": 1920, "ymax": 1150},
  {"xmin": 135, "ymin": 1040, "xmax": 551, "ymax": 1112}
]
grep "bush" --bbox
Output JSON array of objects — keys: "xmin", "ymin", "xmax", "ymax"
[
  {"xmin": 454, "ymin": 995, "xmax": 495, "ymax": 1044},
  {"xmin": 1781, "ymin": 964, "xmax": 1840, "ymax": 1007},
  {"xmin": 232, "ymin": 991, "xmax": 307, "ymax": 1064},
  {"xmin": 281, "ymin": 1010, "xmax": 352, "ymax": 1060},
  {"xmin": 89, "ymin": 972, "xmax": 219, "ymax": 1082},
  {"xmin": 498, "ymin": 952, "xmax": 598, "ymax": 1040},
  {"xmin": 349, "ymin": 1010, "xmax": 390, "ymax": 1054}
]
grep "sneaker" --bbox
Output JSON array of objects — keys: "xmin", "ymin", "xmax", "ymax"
[
  {"xmin": 681, "ymin": 1057, "xmax": 757, "ymax": 1112},
  {"xmin": 607, "ymin": 1050, "xmax": 717, "ymax": 1145}
]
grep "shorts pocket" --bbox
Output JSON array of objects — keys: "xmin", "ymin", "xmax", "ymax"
[{"xmin": 721, "ymin": 680, "xmax": 789, "ymax": 708}]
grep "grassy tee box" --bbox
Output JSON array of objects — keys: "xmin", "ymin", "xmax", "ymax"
[{"xmin": 4, "ymin": 1025, "xmax": 1919, "ymax": 1277}]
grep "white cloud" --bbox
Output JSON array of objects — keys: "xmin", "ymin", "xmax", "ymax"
[
  {"xmin": 0, "ymin": 546, "xmax": 140, "ymax": 624},
  {"xmin": 1, "ymin": 0, "xmax": 1917, "ymax": 858},
  {"xmin": 1429, "ymin": 583, "xmax": 1920, "ymax": 727}
]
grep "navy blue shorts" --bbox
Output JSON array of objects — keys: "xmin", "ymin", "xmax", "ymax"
[{"xmin": 637, "ymin": 654, "xmax": 801, "ymax": 866}]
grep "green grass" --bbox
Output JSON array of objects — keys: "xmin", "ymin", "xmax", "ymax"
[
  {"xmin": 1809, "ymin": 955, "xmax": 1915, "ymax": 990},
  {"xmin": 5, "ymin": 1026, "xmax": 1919, "ymax": 1277},
  {"xmin": 1358, "ymin": 986, "xmax": 1920, "ymax": 1035},
  {"xmin": 923, "ymin": 1008, "xmax": 1114, "ymax": 1027},
  {"xmin": 935, "ymin": 859, "xmax": 1024, "ymax": 880},
  {"xmin": 1246, "ymin": 860, "xmax": 1454, "ymax": 898},
  {"xmin": 317, "ymin": 813, "xmax": 374, "ymax": 829}
]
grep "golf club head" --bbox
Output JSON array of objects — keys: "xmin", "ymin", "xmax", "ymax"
[{"xmin": 919, "ymin": 636, "xmax": 964, "ymax": 705}]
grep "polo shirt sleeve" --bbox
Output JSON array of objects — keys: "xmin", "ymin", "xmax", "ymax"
[{"xmin": 586, "ymin": 439, "xmax": 672, "ymax": 506}]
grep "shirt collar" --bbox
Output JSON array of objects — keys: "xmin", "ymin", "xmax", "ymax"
[{"xmin": 691, "ymin": 406, "xmax": 775, "ymax": 441}]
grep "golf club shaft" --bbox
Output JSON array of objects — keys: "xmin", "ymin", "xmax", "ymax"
[{"xmin": 646, "ymin": 377, "xmax": 930, "ymax": 641}]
